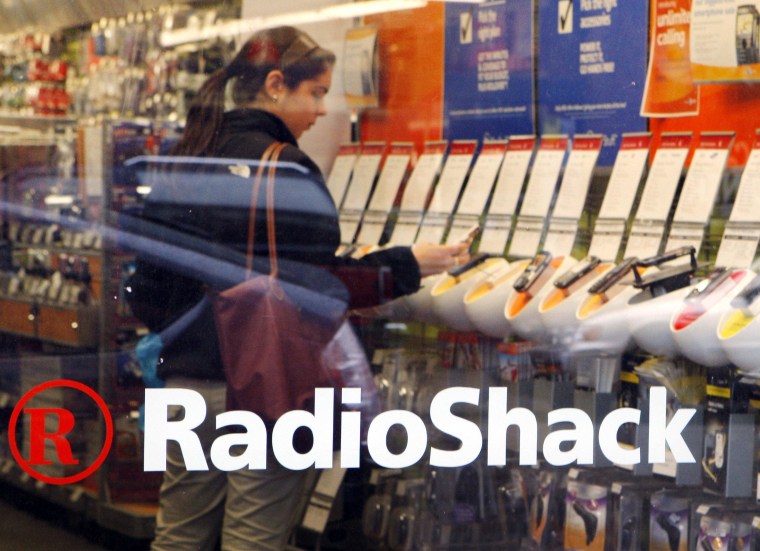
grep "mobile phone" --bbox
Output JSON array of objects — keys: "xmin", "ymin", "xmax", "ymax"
[
  {"xmin": 736, "ymin": 5, "xmax": 760, "ymax": 65},
  {"xmin": 685, "ymin": 267, "xmax": 731, "ymax": 301},
  {"xmin": 448, "ymin": 252, "xmax": 492, "ymax": 277},
  {"xmin": 636, "ymin": 246, "xmax": 695, "ymax": 269},
  {"xmin": 513, "ymin": 251, "xmax": 551, "ymax": 292},
  {"xmin": 588, "ymin": 257, "xmax": 637, "ymax": 294},
  {"xmin": 454, "ymin": 223, "xmax": 481, "ymax": 244},
  {"xmin": 554, "ymin": 256, "xmax": 601, "ymax": 290}
]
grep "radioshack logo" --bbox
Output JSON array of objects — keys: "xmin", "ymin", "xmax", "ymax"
[
  {"xmin": 7, "ymin": 382, "xmax": 698, "ymax": 480},
  {"xmin": 144, "ymin": 386, "xmax": 697, "ymax": 472},
  {"xmin": 9, "ymin": 380, "xmax": 113, "ymax": 485}
]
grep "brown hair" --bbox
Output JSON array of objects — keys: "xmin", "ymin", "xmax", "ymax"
[{"xmin": 172, "ymin": 26, "xmax": 335, "ymax": 156}]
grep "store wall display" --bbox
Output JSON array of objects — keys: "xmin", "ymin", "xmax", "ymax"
[
  {"xmin": 416, "ymin": 140, "xmax": 477, "ymax": 245},
  {"xmin": 430, "ymin": 140, "xmax": 508, "ymax": 332},
  {"xmin": 586, "ymin": 133, "xmax": 653, "ymax": 262},
  {"xmin": 450, "ymin": 139, "xmax": 507, "ymax": 238},
  {"xmin": 0, "ymin": 132, "xmax": 103, "ymax": 348},
  {"xmin": 478, "ymin": 135, "xmax": 535, "ymax": 254},
  {"xmin": 0, "ymin": 34, "xmax": 72, "ymax": 116},
  {"xmin": 5, "ymin": 1, "xmax": 760, "ymax": 549},
  {"xmin": 0, "ymin": 118, "xmax": 174, "ymax": 543},
  {"xmin": 541, "ymin": 133, "xmax": 653, "ymax": 342},
  {"xmin": 379, "ymin": 140, "xmax": 477, "ymax": 325},
  {"xmin": 626, "ymin": 132, "xmax": 737, "ymax": 361},
  {"xmin": 505, "ymin": 135, "xmax": 603, "ymax": 343},
  {"xmin": 464, "ymin": 135, "xmax": 568, "ymax": 340},
  {"xmin": 576, "ymin": 134, "xmax": 697, "ymax": 357},
  {"xmin": 426, "ymin": 137, "xmax": 536, "ymax": 334}
]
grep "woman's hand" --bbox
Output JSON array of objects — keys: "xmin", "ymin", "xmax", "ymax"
[{"xmin": 411, "ymin": 241, "xmax": 471, "ymax": 277}]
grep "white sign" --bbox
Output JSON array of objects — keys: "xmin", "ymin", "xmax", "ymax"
[
  {"xmin": 672, "ymin": 147, "xmax": 730, "ymax": 224},
  {"xmin": 634, "ymin": 146, "xmax": 689, "ymax": 222},
  {"xmin": 456, "ymin": 143, "xmax": 507, "ymax": 215},
  {"xmin": 326, "ymin": 146, "xmax": 358, "ymax": 206},
  {"xmin": 519, "ymin": 146, "xmax": 566, "ymax": 217}
]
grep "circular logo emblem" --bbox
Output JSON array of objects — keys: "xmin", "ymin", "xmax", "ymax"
[{"xmin": 9, "ymin": 379, "xmax": 114, "ymax": 485}]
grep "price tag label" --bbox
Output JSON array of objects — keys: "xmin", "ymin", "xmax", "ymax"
[{"xmin": 489, "ymin": 139, "xmax": 535, "ymax": 217}]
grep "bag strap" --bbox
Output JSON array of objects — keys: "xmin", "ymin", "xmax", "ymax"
[
  {"xmin": 265, "ymin": 143, "xmax": 286, "ymax": 279},
  {"xmin": 245, "ymin": 142, "xmax": 287, "ymax": 278}
]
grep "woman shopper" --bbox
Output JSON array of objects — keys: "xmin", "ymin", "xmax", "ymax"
[{"xmin": 126, "ymin": 26, "xmax": 468, "ymax": 550}]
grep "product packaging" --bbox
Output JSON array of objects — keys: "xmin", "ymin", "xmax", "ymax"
[
  {"xmin": 692, "ymin": 504, "xmax": 758, "ymax": 551},
  {"xmin": 528, "ymin": 465, "xmax": 567, "ymax": 551},
  {"xmin": 703, "ymin": 366, "xmax": 755, "ymax": 497},
  {"xmin": 564, "ymin": 478, "xmax": 607, "ymax": 551},
  {"xmin": 649, "ymin": 489, "xmax": 718, "ymax": 551},
  {"xmin": 607, "ymin": 477, "xmax": 673, "ymax": 551}
]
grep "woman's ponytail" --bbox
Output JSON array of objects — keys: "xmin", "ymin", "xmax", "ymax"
[{"xmin": 171, "ymin": 68, "xmax": 228, "ymax": 157}]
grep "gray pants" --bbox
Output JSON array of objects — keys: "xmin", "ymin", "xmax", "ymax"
[{"xmin": 151, "ymin": 378, "xmax": 308, "ymax": 551}]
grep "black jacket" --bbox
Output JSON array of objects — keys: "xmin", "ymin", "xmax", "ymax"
[{"xmin": 125, "ymin": 109, "xmax": 420, "ymax": 380}]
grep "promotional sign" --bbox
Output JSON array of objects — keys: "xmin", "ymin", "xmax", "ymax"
[
  {"xmin": 691, "ymin": 0, "xmax": 760, "ymax": 82},
  {"xmin": 537, "ymin": 0, "xmax": 648, "ymax": 165},
  {"xmin": 641, "ymin": 0, "xmax": 700, "ymax": 117},
  {"xmin": 443, "ymin": 0, "xmax": 535, "ymax": 141}
]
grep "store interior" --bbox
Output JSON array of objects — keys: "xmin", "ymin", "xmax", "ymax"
[{"xmin": 3, "ymin": 0, "xmax": 760, "ymax": 550}]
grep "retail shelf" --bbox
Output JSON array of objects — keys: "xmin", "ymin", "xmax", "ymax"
[
  {"xmin": 0, "ymin": 113, "xmax": 77, "ymax": 131},
  {"xmin": 0, "ymin": 297, "xmax": 100, "ymax": 348},
  {"xmin": 0, "ymin": 458, "xmax": 96, "ymax": 515}
]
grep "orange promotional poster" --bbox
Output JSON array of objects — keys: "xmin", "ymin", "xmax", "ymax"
[
  {"xmin": 641, "ymin": 0, "xmax": 700, "ymax": 117},
  {"xmin": 690, "ymin": 0, "xmax": 760, "ymax": 82}
]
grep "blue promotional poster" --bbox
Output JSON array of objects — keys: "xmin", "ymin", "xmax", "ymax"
[
  {"xmin": 538, "ymin": 0, "xmax": 649, "ymax": 165},
  {"xmin": 443, "ymin": 0, "xmax": 535, "ymax": 141}
]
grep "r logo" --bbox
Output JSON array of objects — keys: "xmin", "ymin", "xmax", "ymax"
[
  {"xmin": 9, "ymin": 380, "xmax": 113, "ymax": 485},
  {"xmin": 25, "ymin": 407, "xmax": 79, "ymax": 466}
]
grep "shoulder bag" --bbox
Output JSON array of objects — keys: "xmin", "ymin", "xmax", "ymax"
[{"xmin": 210, "ymin": 142, "xmax": 379, "ymax": 433}]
